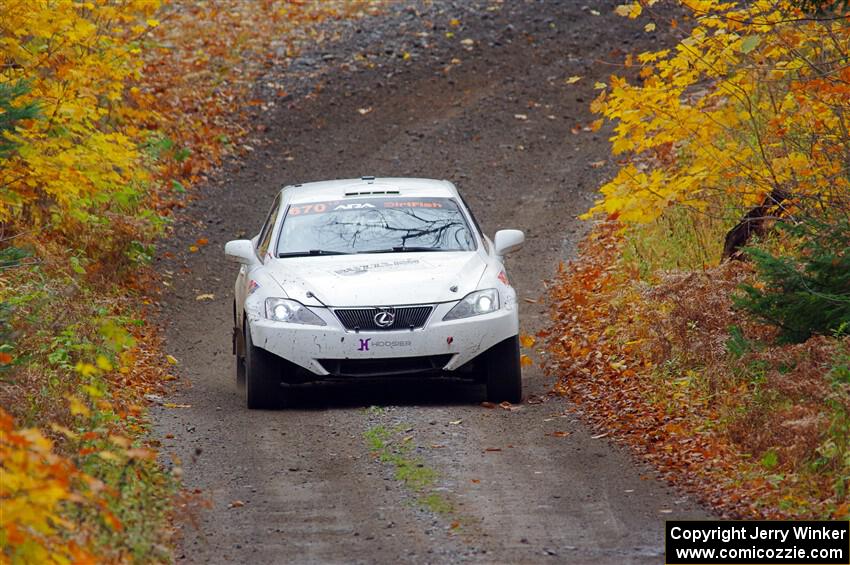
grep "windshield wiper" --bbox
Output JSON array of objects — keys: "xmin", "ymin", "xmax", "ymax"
[
  {"xmin": 277, "ymin": 249, "xmax": 350, "ymax": 258},
  {"xmin": 361, "ymin": 246, "xmax": 447, "ymax": 254}
]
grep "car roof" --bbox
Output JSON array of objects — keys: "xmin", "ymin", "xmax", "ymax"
[{"xmin": 281, "ymin": 177, "xmax": 459, "ymax": 203}]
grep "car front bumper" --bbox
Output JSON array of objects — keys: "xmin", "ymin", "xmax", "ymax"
[{"xmin": 247, "ymin": 301, "xmax": 518, "ymax": 377}]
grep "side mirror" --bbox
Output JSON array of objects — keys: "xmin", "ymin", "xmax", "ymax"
[
  {"xmin": 225, "ymin": 239, "xmax": 258, "ymax": 265},
  {"xmin": 493, "ymin": 229, "xmax": 525, "ymax": 257}
]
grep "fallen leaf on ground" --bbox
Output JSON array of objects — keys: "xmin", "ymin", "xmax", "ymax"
[
  {"xmin": 229, "ymin": 500, "xmax": 245, "ymax": 508},
  {"xmin": 519, "ymin": 334, "xmax": 535, "ymax": 348},
  {"xmin": 499, "ymin": 401, "xmax": 514, "ymax": 411},
  {"xmin": 460, "ymin": 38, "xmax": 475, "ymax": 46},
  {"xmin": 166, "ymin": 355, "xmax": 179, "ymax": 365},
  {"xmin": 480, "ymin": 401, "xmax": 496, "ymax": 409},
  {"xmin": 485, "ymin": 447, "xmax": 502, "ymax": 452},
  {"xmin": 591, "ymin": 432, "xmax": 610, "ymax": 439},
  {"xmin": 549, "ymin": 431, "xmax": 572, "ymax": 438},
  {"xmin": 163, "ymin": 403, "xmax": 192, "ymax": 408},
  {"xmin": 357, "ymin": 107, "xmax": 372, "ymax": 115},
  {"xmin": 195, "ymin": 293, "xmax": 214, "ymax": 301},
  {"xmin": 514, "ymin": 113, "xmax": 528, "ymax": 120},
  {"xmin": 126, "ymin": 448, "xmax": 155, "ymax": 460},
  {"xmin": 188, "ymin": 245, "xmax": 199, "ymax": 253},
  {"xmin": 449, "ymin": 419, "xmax": 462, "ymax": 425},
  {"xmin": 430, "ymin": 444, "xmax": 446, "ymax": 449},
  {"xmin": 196, "ymin": 237, "xmax": 209, "ymax": 246},
  {"xmin": 590, "ymin": 160, "xmax": 606, "ymax": 169},
  {"xmin": 565, "ymin": 75, "xmax": 582, "ymax": 84}
]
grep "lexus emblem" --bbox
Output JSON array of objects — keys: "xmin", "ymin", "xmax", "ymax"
[{"xmin": 373, "ymin": 309, "xmax": 395, "ymax": 328}]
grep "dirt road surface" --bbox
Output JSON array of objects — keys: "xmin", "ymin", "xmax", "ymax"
[{"xmin": 153, "ymin": 2, "xmax": 710, "ymax": 563}]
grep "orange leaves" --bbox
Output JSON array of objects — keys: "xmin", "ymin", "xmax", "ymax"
[
  {"xmin": 0, "ymin": 408, "xmax": 100, "ymax": 563},
  {"xmin": 545, "ymin": 221, "xmax": 848, "ymax": 520}
]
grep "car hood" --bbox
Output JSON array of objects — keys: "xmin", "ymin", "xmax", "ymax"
[{"xmin": 265, "ymin": 251, "xmax": 487, "ymax": 307}]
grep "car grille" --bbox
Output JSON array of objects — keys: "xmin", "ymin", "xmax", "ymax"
[
  {"xmin": 318, "ymin": 355, "xmax": 453, "ymax": 378},
  {"xmin": 333, "ymin": 306, "xmax": 433, "ymax": 331}
]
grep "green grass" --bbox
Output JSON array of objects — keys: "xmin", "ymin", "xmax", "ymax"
[
  {"xmin": 621, "ymin": 203, "xmax": 733, "ymax": 279},
  {"xmin": 364, "ymin": 422, "xmax": 454, "ymax": 516}
]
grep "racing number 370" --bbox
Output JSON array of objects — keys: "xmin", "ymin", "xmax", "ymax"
[{"xmin": 288, "ymin": 203, "xmax": 328, "ymax": 216}]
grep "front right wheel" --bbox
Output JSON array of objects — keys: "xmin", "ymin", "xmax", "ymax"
[
  {"xmin": 484, "ymin": 335, "xmax": 522, "ymax": 403},
  {"xmin": 244, "ymin": 323, "xmax": 283, "ymax": 409}
]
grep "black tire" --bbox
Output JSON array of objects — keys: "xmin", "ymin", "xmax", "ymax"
[
  {"xmin": 244, "ymin": 323, "xmax": 283, "ymax": 409},
  {"xmin": 485, "ymin": 335, "xmax": 522, "ymax": 403}
]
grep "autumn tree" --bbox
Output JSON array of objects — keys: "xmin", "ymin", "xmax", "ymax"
[
  {"xmin": 587, "ymin": 0, "xmax": 850, "ymax": 256},
  {"xmin": 0, "ymin": 0, "xmax": 161, "ymax": 235}
]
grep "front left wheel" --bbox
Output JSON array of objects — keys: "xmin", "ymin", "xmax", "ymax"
[{"xmin": 244, "ymin": 323, "xmax": 284, "ymax": 409}]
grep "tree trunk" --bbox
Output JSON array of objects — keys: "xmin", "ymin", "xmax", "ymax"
[{"xmin": 722, "ymin": 189, "xmax": 789, "ymax": 259}]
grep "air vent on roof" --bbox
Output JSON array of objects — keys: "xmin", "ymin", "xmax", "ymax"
[{"xmin": 344, "ymin": 190, "xmax": 401, "ymax": 196}]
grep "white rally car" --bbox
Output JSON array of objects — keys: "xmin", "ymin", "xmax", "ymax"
[{"xmin": 225, "ymin": 177, "xmax": 525, "ymax": 409}]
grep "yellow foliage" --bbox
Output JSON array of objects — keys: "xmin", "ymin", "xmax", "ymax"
[
  {"xmin": 587, "ymin": 0, "xmax": 850, "ymax": 223},
  {"xmin": 0, "ymin": 0, "xmax": 161, "ymax": 226}
]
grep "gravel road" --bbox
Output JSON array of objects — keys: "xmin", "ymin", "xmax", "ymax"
[{"xmin": 153, "ymin": 2, "xmax": 710, "ymax": 563}]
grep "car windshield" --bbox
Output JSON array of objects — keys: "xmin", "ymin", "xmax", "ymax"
[{"xmin": 276, "ymin": 197, "xmax": 476, "ymax": 256}]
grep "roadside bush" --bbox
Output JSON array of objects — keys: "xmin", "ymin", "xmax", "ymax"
[{"xmin": 736, "ymin": 216, "xmax": 850, "ymax": 343}]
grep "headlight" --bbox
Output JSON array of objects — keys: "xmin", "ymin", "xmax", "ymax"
[
  {"xmin": 265, "ymin": 298, "xmax": 326, "ymax": 326},
  {"xmin": 442, "ymin": 288, "xmax": 500, "ymax": 321}
]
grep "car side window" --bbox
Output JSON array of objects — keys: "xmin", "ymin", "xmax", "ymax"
[
  {"xmin": 458, "ymin": 194, "xmax": 486, "ymax": 247},
  {"xmin": 256, "ymin": 194, "xmax": 282, "ymax": 260}
]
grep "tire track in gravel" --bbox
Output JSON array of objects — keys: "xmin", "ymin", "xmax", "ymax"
[{"xmin": 153, "ymin": 2, "xmax": 711, "ymax": 563}]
